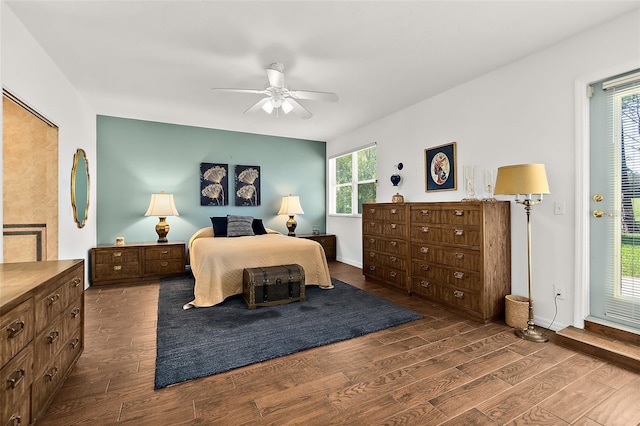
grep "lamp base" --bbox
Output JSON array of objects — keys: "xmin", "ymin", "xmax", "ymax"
[
  {"xmin": 286, "ymin": 215, "xmax": 297, "ymax": 237},
  {"xmin": 155, "ymin": 216, "xmax": 170, "ymax": 243},
  {"xmin": 515, "ymin": 326, "xmax": 548, "ymax": 343}
]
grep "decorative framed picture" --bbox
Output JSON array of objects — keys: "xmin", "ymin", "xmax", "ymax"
[
  {"xmin": 200, "ymin": 163, "xmax": 229, "ymax": 206},
  {"xmin": 424, "ymin": 142, "xmax": 457, "ymax": 192},
  {"xmin": 235, "ymin": 165, "xmax": 261, "ymax": 206}
]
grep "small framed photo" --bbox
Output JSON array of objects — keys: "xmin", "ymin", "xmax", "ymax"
[{"xmin": 424, "ymin": 142, "xmax": 457, "ymax": 192}]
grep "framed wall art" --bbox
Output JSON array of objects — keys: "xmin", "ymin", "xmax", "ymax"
[
  {"xmin": 235, "ymin": 165, "xmax": 261, "ymax": 206},
  {"xmin": 200, "ymin": 163, "xmax": 229, "ymax": 206},
  {"xmin": 424, "ymin": 142, "xmax": 457, "ymax": 192}
]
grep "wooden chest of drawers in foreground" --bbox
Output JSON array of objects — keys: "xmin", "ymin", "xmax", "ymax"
[
  {"xmin": 0, "ymin": 259, "xmax": 84, "ymax": 425},
  {"xmin": 363, "ymin": 201, "xmax": 511, "ymax": 323},
  {"xmin": 91, "ymin": 241, "xmax": 186, "ymax": 285}
]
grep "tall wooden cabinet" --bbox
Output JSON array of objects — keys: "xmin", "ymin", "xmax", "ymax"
[
  {"xmin": 0, "ymin": 259, "xmax": 84, "ymax": 425},
  {"xmin": 363, "ymin": 201, "xmax": 511, "ymax": 322}
]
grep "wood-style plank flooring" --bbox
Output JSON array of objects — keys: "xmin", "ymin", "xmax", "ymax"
[{"xmin": 38, "ymin": 262, "xmax": 640, "ymax": 425}]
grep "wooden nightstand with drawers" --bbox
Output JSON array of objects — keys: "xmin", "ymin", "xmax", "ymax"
[
  {"xmin": 297, "ymin": 234, "xmax": 336, "ymax": 261},
  {"xmin": 91, "ymin": 241, "xmax": 186, "ymax": 285}
]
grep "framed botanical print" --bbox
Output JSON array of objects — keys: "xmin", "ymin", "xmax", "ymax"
[
  {"xmin": 200, "ymin": 163, "xmax": 229, "ymax": 206},
  {"xmin": 425, "ymin": 142, "xmax": 457, "ymax": 192},
  {"xmin": 235, "ymin": 165, "xmax": 261, "ymax": 206}
]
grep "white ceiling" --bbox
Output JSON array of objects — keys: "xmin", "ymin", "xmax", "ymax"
[{"xmin": 6, "ymin": 1, "xmax": 640, "ymax": 141}]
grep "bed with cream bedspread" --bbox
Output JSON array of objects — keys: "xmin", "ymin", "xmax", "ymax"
[{"xmin": 186, "ymin": 227, "xmax": 333, "ymax": 308}]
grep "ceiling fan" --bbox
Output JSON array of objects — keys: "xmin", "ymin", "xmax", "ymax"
[{"xmin": 211, "ymin": 63, "xmax": 338, "ymax": 119}]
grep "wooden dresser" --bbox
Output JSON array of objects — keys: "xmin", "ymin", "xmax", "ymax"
[
  {"xmin": 0, "ymin": 259, "xmax": 84, "ymax": 425},
  {"xmin": 363, "ymin": 201, "xmax": 511, "ymax": 322},
  {"xmin": 91, "ymin": 241, "xmax": 186, "ymax": 285}
]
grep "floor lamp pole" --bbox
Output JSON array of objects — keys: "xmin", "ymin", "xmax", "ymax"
[{"xmin": 515, "ymin": 199, "xmax": 548, "ymax": 343}]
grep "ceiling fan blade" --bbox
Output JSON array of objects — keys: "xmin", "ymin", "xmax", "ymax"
[
  {"xmin": 244, "ymin": 98, "xmax": 271, "ymax": 114},
  {"xmin": 288, "ymin": 90, "xmax": 339, "ymax": 102},
  {"xmin": 212, "ymin": 88, "xmax": 267, "ymax": 95},
  {"xmin": 284, "ymin": 98, "xmax": 312, "ymax": 119},
  {"xmin": 266, "ymin": 67, "xmax": 284, "ymax": 88}
]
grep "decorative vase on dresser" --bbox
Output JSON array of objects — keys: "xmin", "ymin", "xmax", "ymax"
[
  {"xmin": 363, "ymin": 201, "xmax": 511, "ymax": 323},
  {"xmin": 0, "ymin": 259, "xmax": 85, "ymax": 425}
]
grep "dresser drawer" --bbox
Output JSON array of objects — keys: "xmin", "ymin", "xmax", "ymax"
[
  {"xmin": 34, "ymin": 282, "xmax": 68, "ymax": 334},
  {"xmin": 32, "ymin": 351, "xmax": 65, "ymax": 419},
  {"xmin": 364, "ymin": 236, "xmax": 406, "ymax": 256},
  {"xmin": 0, "ymin": 345, "xmax": 33, "ymax": 423},
  {"xmin": 410, "ymin": 224, "xmax": 480, "ymax": 247},
  {"xmin": 437, "ymin": 286, "xmax": 481, "ymax": 313},
  {"xmin": 94, "ymin": 263, "xmax": 141, "ymax": 281},
  {"xmin": 365, "ymin": 250, "xmax": 407, "ymax": 270},
  {"xmin": 144, "ymin": 245, "xmax": 184, "ymax": 261},
  {"xmin": 144, "ymin": 259, "xmax": 185, "ymax": 276},
  {"xmin": 362, "ymin": 205, "xmax": 385, "ymax": 220},
  {"xmin": 93, "ymin": 247, "xmax": 139, "ymax": 265},
  {"xmin": 0, "ymin": 299, "xmax": 34, "ymax": 368},
  {"xmin": 411, "ymin": 205, "xmax": 481, "ymax": 225},
  {"xmin": 382, "ymin": 221, "xmax": 407, "ymax": 238},
  {"xmin": 34, "ymin": 316, "xmax": 65, "ymax": 372},
  {"xmin": 363, "ymin": 220, "xmax": 383, "ymax": 235},
  {"xmin": 411, "ymin": 261, "xmax": 480, "ymax": 292},
  {"xmin": 411, "ymin": 243, "xmax": 480, "ymax": 270}
]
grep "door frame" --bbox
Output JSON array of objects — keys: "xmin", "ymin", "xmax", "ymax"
[{"xmin": 574, "ymin": 63, "xmax": 640, "ymax": 329}]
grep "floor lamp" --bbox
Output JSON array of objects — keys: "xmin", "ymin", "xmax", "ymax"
[{"xmin": 494, "ymin": 164, "xmax": 550, "ymax": 343}]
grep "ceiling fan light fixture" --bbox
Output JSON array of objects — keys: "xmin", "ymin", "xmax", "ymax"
[
  {"xmin": 262, "ymin": 101, "xmax": 274, "ymax": 114},
  {"xmin": 281, "ymin": 99, "xmax": 294, "ymax": 114}
]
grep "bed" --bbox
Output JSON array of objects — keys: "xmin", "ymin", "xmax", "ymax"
[{"xmin": 185, "ymin": 226, "xmax": 333, "ymax": 308}]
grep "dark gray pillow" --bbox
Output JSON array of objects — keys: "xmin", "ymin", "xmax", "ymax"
[
  {"xmin": 252, "ymin": 218, "xmax": 268, "ymax": 235},
  {"xmin": 227, "ymin": 215, "xmax": 255, "ymax": 237}
]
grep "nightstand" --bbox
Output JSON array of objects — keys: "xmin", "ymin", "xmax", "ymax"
[
  {"xmin": 297, "ymin": 234, "xmax": 336, "ymax": 261},
  {"xmin": 91, "ymin": 241, "xmax": 186, "ymax": 285}
]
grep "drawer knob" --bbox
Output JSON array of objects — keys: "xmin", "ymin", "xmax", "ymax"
[
  {"xmin": 420, "ymin": 281, "xmax": 430, "ymax": 288},
  {"xmin": 6, "ymin": 414, "xmax": 21, "ymax": 426},
  {"xmin": 453, "ymin": 229, "xmax": 464, "ymax": 236},
  {"xmin": 71, "ymin": 277, "xmax": 82, "ymax": 287},
  {"xmin": 46, "ymin": 293, "xmax": 60, "ymax": 306},
  {"xmin": 454, "ymin": 290, "xmax": 465, "ymax": 298},
  {"xmin": 420, "ymin": 246, "xmax": 429, "ymax": 254},
  {"xmin": 454, "ymin": 271, "xmax": 465, "ymax": 279},
  {"xmin": 369, "ymin": 265, "xmax": 376, "ymax": 271},
  {"xmin": 453, "ymin": 252, "xmax": 464, "ymax": 259},
  {"xmin": 390, "ymin": 223, "xmax": 397, "ymax": 229},
  {"xmin": 160, "ymin": 261, "xmax": 169, "ymax": 267},
  {"xmin": 421, "ymin": 226, "xmax": 429, "ymax": 233},
  {"xmin": 369, "ymin": 238, "xmax": 376, "ymax": 244},
  {"xmin": 6, "ymin": 368, "xmax": 25, "ymax": 389},
  {"xmin": 369, "ymin": 208, "xmax": 376, "ymax": 214},
  {"xmin": 6, "ymin": 320, "xmax": 25, "ymax": 339},
  {"xmin": 390, "ymin": 208, "xmax": 397, "ymax": 214},
  {"xmin": 389, "ymin": 271, "xmax": 397, "ymax": 278},
  {"xmin": 113, "ymin": 252, "xmax": 122, "ymax": 257},
  {"xmin": 71, "ymin": 307, "xmax": 81, "ymax": 318},
  {"xmin": 113, "ymin": 265, "xmax": 122, "ymax": 271},
  {"xmin": 421, "ymin": 264, "xmax": 429, "ymax": 271},
  {"xmin": 369, "ymin": 252, "xmax": 376, "ymax": 258},
  {"xmin": 47, "ymin": 330, "xmax": 60, "ymax": 344},
  {"xmin": 390, "ymin": 256, "xmax": 397, "ymax": 263},
  {"xmin": 421, "ymin": 210, "xmax": 430, "ymax": 216},
  {"xmin": 70, "ymin": 338, "xmax": 80, "ymax": 349},
  {"xmin": 390, "ymin": 241, "xmax": 397, "ymax": 247},
  {"xmin": 454, "ymin": 210, "xmax": 465, "ymax": 216},
  {"xmin": 45, "ymin": 366, "xmax": 59, "ymax": 381},
  {"xmin": 161, "ymin": 250, "xmax": 169, "ymax": 255},
  {"xmin": 370, "ymin": 222, "xmax": 376, "ymax": 227}
]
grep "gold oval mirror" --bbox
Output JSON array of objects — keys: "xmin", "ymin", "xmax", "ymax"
[{"xmin": 71, "ymin": 148, "xmax": 89, "ymax": 228}]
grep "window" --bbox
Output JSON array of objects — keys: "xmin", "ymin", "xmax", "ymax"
[{"xmin": 330, "ymin": 145, "xmax": 377, "ymax": 215}]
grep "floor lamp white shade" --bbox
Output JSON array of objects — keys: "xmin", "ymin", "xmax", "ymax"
[{"xmin": 495, "ymin": 164, "xmax": 550, "ymax": 343}]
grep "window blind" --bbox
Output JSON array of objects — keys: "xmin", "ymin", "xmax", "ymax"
[{"xmin": 603, "ymin": 69, "xmax": 640, "ymax": 326}]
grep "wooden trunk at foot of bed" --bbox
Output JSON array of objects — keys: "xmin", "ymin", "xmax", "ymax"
[{"xmin": 243, "ymin": 264, "xmax": 306, "ymax": 309}]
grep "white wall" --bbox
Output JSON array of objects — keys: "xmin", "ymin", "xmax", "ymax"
[
  {"xmin": 1, "ymin": 3, "xmax": 97, "ymax": 276},
  {"xmin": 328, "ymin": 9, "xmax": 640, "ymax": 331}
]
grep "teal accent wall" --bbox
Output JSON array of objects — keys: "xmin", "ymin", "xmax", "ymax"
[{"xmin": 96, "ymin": 116, "xmax": 326, "ymax": 245}]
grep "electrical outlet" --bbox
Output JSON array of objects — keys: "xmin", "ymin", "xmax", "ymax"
[{"xmin": 554, "ymin": 285, "xmax": 565, "ymax": 300}]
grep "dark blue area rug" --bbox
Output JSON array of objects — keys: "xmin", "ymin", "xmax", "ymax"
[{"xmin": 154, "ymin": 276, "xmax": 421, "ymax": 389}]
